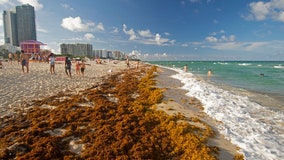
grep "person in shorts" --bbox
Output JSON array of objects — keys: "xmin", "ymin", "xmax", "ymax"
[
  {"xmin": 80, "ymin": 60, "xmax": 86, "ymax": 76},
  {"xmin": 49, "ymin": 53, "xmax": 56, "ymax": 74},
  {"xmin": 20, "ymin": 50, "xmax": 29, "ymax": 73},
  {"xmin": 65, "ymin": 56, "xmax": 72, "ymax": 78}
]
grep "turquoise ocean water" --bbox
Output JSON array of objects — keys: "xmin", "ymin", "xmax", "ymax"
[
  {"xmin": 148, "ymin": 61, "xmax": 284, "ymax": 160},
  {"xmin": 150, "ymin": 61, "xmax": 284, "ymax": 109}
]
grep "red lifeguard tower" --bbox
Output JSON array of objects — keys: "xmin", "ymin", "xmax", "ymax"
[{"xmin": 20, "ymin": 40, "xmax": 46, "ymax": 54}]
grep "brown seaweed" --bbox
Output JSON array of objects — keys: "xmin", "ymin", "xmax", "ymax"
[{"xmin": 0, "ymin": 65, "xmax": 244, "ymax": 160}]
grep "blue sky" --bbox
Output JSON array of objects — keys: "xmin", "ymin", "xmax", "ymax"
[{"xmin": 1, "ymin": 0, "xmax": 284, "ymax": 61}]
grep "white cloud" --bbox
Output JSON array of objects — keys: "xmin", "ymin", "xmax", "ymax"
[
  {"xmin": 219, "ymin": 30, "xmax": 225, "ymax": 34},
  {"xmin": 37, "ymin": 27, "xmax": 48, "ymax": 33},
  {"xmin": 128, "ymin": 50, "xmax": 142, "ymax": 58},
  {"xmin": 84, "ymin": 33, "xmax": 95, "ymax": 40},
  {"xmin": 206, "ymin": 30, "xmax": 235, "ymax": 43},
  {"xmin": 164, "ymin": 32, "xmax": 170, "ymax": 36},
  {"xmin": 247, "ymin": 0, "xmax": 284, "ymax": 22},
  {"xmin": 61, "ymin": 16, "xmax": 95, "ymax": 32},
  {"xmin": 138, "ymin": 29, "xmax": 152, "ymax": 37},
  {"xmin": 96, "ymin": 22, "xmax": 105, "ymax": 31},
  {"xmin": 0, "ymin": 0, "xmax": 9, "ymax": 5},
  {"xmin": 155, "ymin": 33, "xmax": 161, "ymax": 45},
  {"xmin": 205, "ymin": 41, "xmax": 270, "ymax": 51},
  {"xmin": 122, "ymin": 24, "xmax": 175, "ymax": 46},
  {"xmin": 123, "ymin": 24, "xmax": 137, "ymax": 40},
  {"xmin": 229, "ymin": 35, "xmax": 236, "ymax": 41},
  {"xmin": 112, "ymin": 27, "xmax": 119, "ymax": 33},
  {"xmin": 205, "ymin": 36, "xmax": 218, "ymax": 42},
  {"xmin": 209, "ymin": 42, "xmax": 242, "ymax": 50},
  {"xmin": 249, "ymin": 1, "xmax": 270, "ymax": 20},
  {"xmin": 205, "ymin": 35, "xmax": 235, "ymax": 42},
  {"xmin": 277, "ymin": 11, "xmax": 284, "ymax": 22},
  {"xmin": 61, "ymin": 3, "xmax": 74, "ymax": 11},
  {"xmin": 182, "ymin": 43, "xmax": 189, "ymax": 47},
  {"xmin": 243, "ymin": 42, "xmax": 268, "ymax": 51},
  {"xmin": 17, "ymin": 0, "xmax": 43, "ymax": 10}
]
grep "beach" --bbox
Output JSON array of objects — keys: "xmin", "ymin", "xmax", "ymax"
[
  {"xmin": 151, "ymin": 61, "xmax": 284, "ymax": 160},
  {"xmin": 0, "ymin": 60, "xmax": 127, "ymax": 117},
  {"xmin": 154, "ymin": 68, "xmax": 240, "ymax": 160},
  {"xmin": 0, "ymin": 60, "xmax": 243, "ymax": 159}
]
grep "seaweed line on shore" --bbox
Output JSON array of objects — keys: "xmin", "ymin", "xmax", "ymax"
[{"xmin": 0, "ymin": 65, "xmax": 243, "ymax": 159}]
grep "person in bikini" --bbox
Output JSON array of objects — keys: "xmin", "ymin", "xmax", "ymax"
[
  {"xmin": 80, "ymin": 60, "xmax": 86, "ymax": 76},
  {"xmin": 75, "ymin": 60, "xmax": 80, "ymax": 76}
]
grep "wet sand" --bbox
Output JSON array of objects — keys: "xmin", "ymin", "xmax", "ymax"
[{"xmin": 154, "ymin": 67, "xmax": 241, "ymax": 160}]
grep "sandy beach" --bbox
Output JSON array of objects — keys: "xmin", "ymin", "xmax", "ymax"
[
  {"xmin": 154, "ymin": 68, "xmax": 241, "ymax": 160},
  {"xmin": 0, "ymin": 60, "xmax": 243, "ymax": 159},
  {"xmin": 0, "ymin": 60, "xmax": 128, "ymax": 117}
]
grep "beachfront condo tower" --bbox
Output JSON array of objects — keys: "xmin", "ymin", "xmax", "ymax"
[
  {"xmin": 60, "ymin": 43, "xmax": 93, "ymax": 57},
  {"xmin": 3, "ymin": 4, "xmax": 37, "ymax": 46}
]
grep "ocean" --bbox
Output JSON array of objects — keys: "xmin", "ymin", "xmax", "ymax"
[{"xmin": 148, "ymin": 61, "xmax": 284, "ymax": 160}]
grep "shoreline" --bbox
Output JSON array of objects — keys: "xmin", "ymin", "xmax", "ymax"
[
  {"xmin": 156, "ymin": 64, "xmax": 284, "ymax": 159},
  {"xmin": 154, "ymin": 67, "xmax": 240, "ymax": 160},
  {"xmin": 0, "ymin": 62, "xmax": 242, "ymax": 159}
]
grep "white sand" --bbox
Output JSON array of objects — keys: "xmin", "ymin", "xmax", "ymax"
[{"xmin": 0, "ymin": 60, "xmax": 129, "ymax": 117}]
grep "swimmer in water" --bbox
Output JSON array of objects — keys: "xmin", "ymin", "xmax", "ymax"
[
  {"xmin": 207, "ymin": 69, "xmax": 212, "ymax": 76},
  {"xmin": 184, "ymin": 64, "xmax": 188, "ymax": 72}
]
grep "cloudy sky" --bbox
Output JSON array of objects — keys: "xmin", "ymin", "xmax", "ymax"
[{"xmin": 1, "ymin": 0, "xmax": 284, "ymax": 61}]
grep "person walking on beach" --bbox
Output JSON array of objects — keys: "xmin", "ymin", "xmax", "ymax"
[
  {"xmin": 135, "ymin": 61, "xmax": 139, "ymax": 69},
  {"xmin": 8, "ymin": 52, "xmax": 13, "ymax": 64},
  {"xmin": 126, "ymin": 56, "xmax": 130, "ymax": 69},
  {"xmin": 75, "ymin": 60, "xmax": 81, "ymax": 76},
  {"xmin": 80, "ymin": 60, "xmax": 86, "ymax": 76},
  {"xmin": 65, "ymin": 56, "xmax": 72, "ymax": 78},
  {"xmin": 0, "ymin": 59, "xmax": 4, "ymax": 69},
  {"xmin": 14, "ymin": 52, "xmax": 19, "ymax": 64},
  {"xmin": 49, "ymin": 53, "xmax": 56, "ymax": 74},
  {"xmin": 20, "ymin": 50, "xmax": 29, "ymax": 74}
]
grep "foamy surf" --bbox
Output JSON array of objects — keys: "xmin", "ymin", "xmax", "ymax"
[
  {"xmin": 274, "ymin": 65, "xmax": 284, "ymax": 69},
  {"xmin": 170, "ymin": 68, "xmax": 284, "ymax": 160}
]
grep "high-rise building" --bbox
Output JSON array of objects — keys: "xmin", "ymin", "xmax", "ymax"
[
  {"xmin": 60, "ymin": 43, "xmax": 93, "ymax": 57},
  {"xmin": 3, "ymin": 10, "xmax": 17, "ymax": 45},
  {"xmin": 3, "ymin": 4, "xmax": 36, "ymax": 46}
]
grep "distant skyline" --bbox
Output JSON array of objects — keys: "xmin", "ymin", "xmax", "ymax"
[{"xmin": 1, "ymin": 0, "xmax": 284, "ymax": 61}]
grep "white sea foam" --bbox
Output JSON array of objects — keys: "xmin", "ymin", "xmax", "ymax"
[
  {"xmin": 171, "ymin": 69, "xmax": 284, "ymax": 160},
  {"xmin": 217, "ymin": 62, "xmax": 228, "ymax": 65},
  {"xmin": 274, "ymin": 65, "xmax": 284, "ymax": 69},
  {"xmin": 238, "ymin": 63, "xmax": 251, "ymax": 66}
]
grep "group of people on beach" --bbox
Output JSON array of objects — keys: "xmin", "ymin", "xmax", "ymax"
[
  {"xmin": 64, "ymin": 56, "xmax": 88, "ymax": 78},
  {"xmin": 74, "ymin": 59, "xmax": 86, "ymax": 77},
  {"xmin": 2, "ymin": 50, "xmax": 140, "ymax": 78},
  {"xmin": 53, "ymin": 56, "xmax": 86, "ymax": 78}
]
